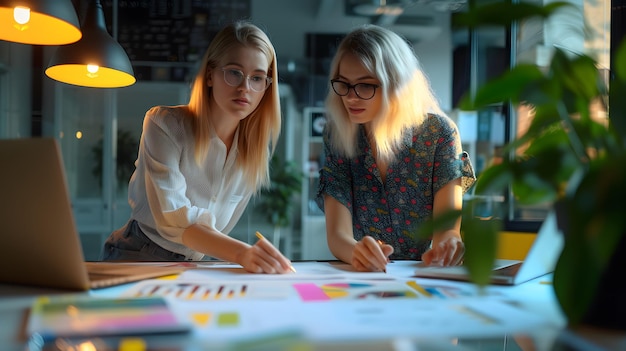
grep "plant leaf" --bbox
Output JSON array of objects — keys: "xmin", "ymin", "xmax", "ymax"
[
  {"xmin": 412, "ymin": 209, "xmax": 463, "ymax": 240},
  {"xmin": 473, "ymin": 162, "xmax": 512, "ymax": 196},
  {"xmin": 462, "ymin": 213, "xmax": 501, "ymax": 289},
  {"xmin": 458, "ymin": 65, "xmax": 544, "ymax": 110},
  {"xmin": 610, "ymin": 40, "xmax": 626, "ymax": 144},
  {"xmin": 256, "ymin": 156, "xmax": 303, "ymax": 227}
]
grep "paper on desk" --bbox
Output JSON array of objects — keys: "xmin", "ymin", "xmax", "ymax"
[
  {"xmin": 120, "ymin": 261, "xmax": 560, "ymax": 344},
  {"xmin": 160, "ymin": 293, "xmax": 557, "ymax": 343},
  {"xmin": 178, "ymin": 261, "xmax": 392, "ymax": 281},
  {"xmin": 303, "ymin": 298, "xmax": 555, "ymax": 341},
  {"xmin": 124, "ymin": 277, "xmax": 462, "ymax": 302}
]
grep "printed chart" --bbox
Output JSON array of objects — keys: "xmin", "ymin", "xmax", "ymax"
[
  {"xmin": 293, "ymin": 280, "xmax": 474, "ymax": 302},
  {"xmin": 126, "ymin": 279, "xmax": 477, "ymax": 303},
  {"xmin": 126, "ymin": 280, "xmax": 290, "ymax": 301}
]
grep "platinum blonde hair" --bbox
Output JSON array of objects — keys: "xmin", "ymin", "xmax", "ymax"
[
  {"xmin": 325, "ymin": 24, "xmax": 445, "ymax": 163},
  {"xmin": 187, "ymin": 20, "xmax": 281, "ymax": 192}
]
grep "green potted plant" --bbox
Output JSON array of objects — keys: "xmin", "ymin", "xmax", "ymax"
[
  {"xmin": 256, "ymin": 155, "xmax": 304, "ymax": 248},
  {"xmin": 447, "ymin": 1, "xmax": 626, "ymax": 331}
]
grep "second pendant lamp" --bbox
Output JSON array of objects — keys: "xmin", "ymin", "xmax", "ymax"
[{"xmin": 45, "ymin": 0, "xmax": 135, "ymax": 88}]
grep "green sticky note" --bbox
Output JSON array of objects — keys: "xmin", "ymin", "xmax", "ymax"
[{"xmin": 217, "ymin": 312, "xmax": 239, "ymax": 327}]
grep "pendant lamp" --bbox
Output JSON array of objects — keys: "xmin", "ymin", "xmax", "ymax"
[
  {"xmin": 0, "ymin": 0, "xmax": 81, "ymax": 45},
  {"xmin": 45, "ymin": 0, "xmax": 135, "ymax": 88}
]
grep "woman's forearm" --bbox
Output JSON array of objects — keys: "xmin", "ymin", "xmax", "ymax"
[
  {"xmin": 327, "ymin": 230, "xmax": 358, "ymax": 264},
  {"xmin": 323, "ymin": 195, "xmax": 357, "ymax": 263},
  {"xmin": 182, "ymin": 223, "xmax": 251, "ymax": 263}
]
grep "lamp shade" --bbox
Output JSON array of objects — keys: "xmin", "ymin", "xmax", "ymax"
[
  {"xmin": 45, "ymin": 0, "xmax": 135, "ymax": 88},
  {"xmin": 0, "ymin": 0, "xmax": 81, "ymax": 45}
]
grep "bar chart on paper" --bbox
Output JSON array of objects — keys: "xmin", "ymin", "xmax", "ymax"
[{"xmin": 126, "ymin": 280, "xmax": 291, "ymax": 300}]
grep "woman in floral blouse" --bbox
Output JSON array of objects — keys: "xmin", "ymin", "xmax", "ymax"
[{"xmin": 316, "ymin": 25, "xmax": 476, "ymax": 272}]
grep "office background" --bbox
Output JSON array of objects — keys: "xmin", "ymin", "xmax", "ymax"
[{"xmin": 0, "ymin": 0, "xmax": 615, "ymax": 260}]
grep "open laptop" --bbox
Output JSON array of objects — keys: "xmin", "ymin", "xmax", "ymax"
[
  {"xmin": 413, "ymin": 210, "xmax": 564, "ymax": 285},
  {"xmin": 0, "ymin": 137, "xmax": 185, "ymax": 291}
]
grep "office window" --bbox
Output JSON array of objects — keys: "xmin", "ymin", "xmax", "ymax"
[
  {"xmin": 456, "ymin": 0, "xmax": 612, "ymax": 231},
  {"xmin": 509, "ymin": 0, "xmax": 611, "ymax": 230}
]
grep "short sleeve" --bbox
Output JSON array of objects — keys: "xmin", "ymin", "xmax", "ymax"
[
  {"xmin": 460, "ymin": 151, "xmax": 476, "ymax": 194},
  {"xmin": 428, "ymin": 114, "xmax": 476, "ymax": 195}
]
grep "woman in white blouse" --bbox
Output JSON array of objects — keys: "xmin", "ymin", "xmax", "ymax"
[{"xmin": 102, "ymin": 21, "xmax": 293, "ymax": 274}]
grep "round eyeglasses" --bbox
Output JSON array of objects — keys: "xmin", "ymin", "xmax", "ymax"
[
  {"xmin": 330, "ymin": 79, "xmax": 380, "ymax": 100},
  {"xmin": 221, "ymin": 68, "xmax": 272, "ymax": 92}
]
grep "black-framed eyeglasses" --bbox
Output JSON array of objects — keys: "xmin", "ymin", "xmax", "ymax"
[
  {"xmin": 330, "ymin": 79, "xmax": 380, "ymax": 100},
  {"xmin": 221, "ymin": 68, "xmax": 272, "ymax": 92}
]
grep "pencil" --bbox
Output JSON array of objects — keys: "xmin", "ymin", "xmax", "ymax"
[
  {"xmin": 376, "ymin": 240, "xmax": 387, "ymax": 273},
  {"xmin": 255, "ymin": 231, "xmax": 266, "ymax": 241},
  {"xmin": 255, "ymin": 231, "xmax": 297, "ymax": 273},
  {"xmin": 406, "ymin": 280, "xmax": 431, "ymax": 297}
]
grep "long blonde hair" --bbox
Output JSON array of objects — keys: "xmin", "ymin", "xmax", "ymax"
[
  {"xmin": 187, "ymin": 20, "xmax": 281, "ymax": 192},
  {"xmin": 325, "ymin": 24, "xmax": 444, "ymax": 164}
]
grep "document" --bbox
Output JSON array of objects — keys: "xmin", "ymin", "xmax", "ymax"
[
  {"xmin": 178, "ymin": 261, "xmax": 392, "ymax": 281},
  {"xmin": 120, "ymin": 277, "xmax": 556, "ymax": 343},
  {"xmin": 98, "ymin": 261, "xmax": 561, "ymax": 344}
]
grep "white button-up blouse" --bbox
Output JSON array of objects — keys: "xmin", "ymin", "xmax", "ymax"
[{"xmin": 128, "ymin": 105, "xmax": 252, "ymax": 260}]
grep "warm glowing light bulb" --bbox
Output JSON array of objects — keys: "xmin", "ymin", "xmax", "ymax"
[
  {"xmin": 13, "ymin": 6, "xmax": 30, "ymax": 25},
  {"xmin": 75, "ymin": 131, "xmax": 83, "ymax": 139},
  {"xmin": 86, "ymin": 64, "xmax": 100, "ymax": 78}
]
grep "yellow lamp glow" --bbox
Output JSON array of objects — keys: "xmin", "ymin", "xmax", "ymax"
[
  {"xmin": 46, "ymin": 64, "xmax": 136, "ymax": 88},
  {"xmin": 0, "ymin": 0, "xmax": 81, "ymax": 45},
  {"xmin": 45, "ymin": 0, "xmax": 135, "ymax": 88}
]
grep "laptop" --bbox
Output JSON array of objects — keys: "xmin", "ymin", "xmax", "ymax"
[
  {"xmin": 0, "ymin": 137, "xmax": 185, "ymax": 291},
  {"xmin": 413, "ymin": 210, "xmax": 564, "ymax": 285}
]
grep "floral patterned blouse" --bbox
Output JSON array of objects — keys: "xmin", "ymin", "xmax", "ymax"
[{"xmin": 316, "ymin": 114, "xmax": 476, "ymax": 260}]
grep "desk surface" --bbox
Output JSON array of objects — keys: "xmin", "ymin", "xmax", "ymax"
[{"xmin": 0, "ymin": 260, "xmax": 618, "ymax": 351}]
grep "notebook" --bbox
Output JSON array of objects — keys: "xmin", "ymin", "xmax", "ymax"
[
  {"xmin": 0, "ymin": 137, "xmax": 185, "ymax": 291},
  {"xmin": 27, "ymin": 295, "xmax": 191, "ymax": 341},
  {"xmin": 413, "ymin": 210, "xmax": 564, "ymax": 285}
]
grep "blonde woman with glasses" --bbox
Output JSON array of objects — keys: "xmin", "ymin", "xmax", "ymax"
[
  {"xmin": 317, "ymin": 25, "xmax": 476, "ymax": 272},
  {"xmin": 103, "ymin": 21, "xmax": 294, "ymax": 274}
]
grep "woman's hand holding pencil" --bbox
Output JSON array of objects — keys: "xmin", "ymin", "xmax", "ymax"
[
  {"xmin": 236, "ymin": 231, "xmax": 296, "ymax": 274},
  {"xmin": 351, "ymin": 236, "xmax": 394, "ymax": 272}
]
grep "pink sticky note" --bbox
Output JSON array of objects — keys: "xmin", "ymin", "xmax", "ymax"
[{"xmin": 293, "ymin": 283, "xmax": 330, "ymax": 301}]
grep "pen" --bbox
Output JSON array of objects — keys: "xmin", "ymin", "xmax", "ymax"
[
  {"xmin": 376, "ymin": 240, "xmax": 387, "ymax": 273},
  {"xmin": 255, "ymin": 231, "xmax": 297, "ymax": 273}
]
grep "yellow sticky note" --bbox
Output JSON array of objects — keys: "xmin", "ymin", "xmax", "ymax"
[
  {"xmin": 119, "ymin": 337, "xmax": 147, "ymax": 351},
  {"xmin": 191, "ymin": 312, "xmax": 212, "ymax": 327}
]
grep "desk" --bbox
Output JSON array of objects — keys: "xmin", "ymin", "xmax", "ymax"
[{"xmin": 0, "ymin": 260, "xmax": 613, "ymax": 351}]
